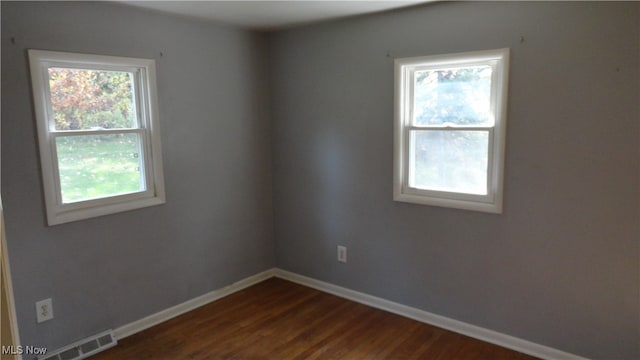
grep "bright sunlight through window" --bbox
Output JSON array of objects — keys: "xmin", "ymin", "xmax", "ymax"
[{"xmin": 394, "ymin": 49, "xmax": 509, "ymax": 213}]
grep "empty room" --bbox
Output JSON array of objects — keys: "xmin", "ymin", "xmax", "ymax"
[{"xmin": 1, "ymin": 1, "xmax": 638, "ymax": 359}]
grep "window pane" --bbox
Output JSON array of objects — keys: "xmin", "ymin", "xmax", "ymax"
[
  {"xmin": 413, "ymin": 66, "xmax": 492, "ymax": 126},
  {"xmin": 410, "ymin": 130, "xmax": 489, "ymax": 195},
  {"xmin": 55, "ymin": 134, "xmax": 145, "ymax": 203},
  {"xmin": 48, "ymin": 68, "xmax": 137, "ymax": 130}
]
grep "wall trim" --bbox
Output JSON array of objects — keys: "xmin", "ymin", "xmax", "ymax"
[
  {"xmin": 1, "ymin": 202, "xmax": 22, "ymax": 360},
  {"xmin": 273, "ymin": 269, "xmax": 588, "ymax": 360},
  {"xmin": 112, "ymin": 268, "xmax": 586, "ymax": 360},
  {"xmin": 113, "ymin": 268, "xmax": 275, "ymax": 340}
]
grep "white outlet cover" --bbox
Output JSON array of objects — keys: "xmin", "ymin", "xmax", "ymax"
[
  {"xmin": 36, "ymin": 298, "xmax": 54, "ymax": 323},
  {"xmin": 337, "ymin": 245, "xmax": 347, "ymax": 263}
]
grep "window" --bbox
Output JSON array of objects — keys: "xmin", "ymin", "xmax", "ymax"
[
  {"xmin": 394, "ymin": 48, "xmax": 509, "ymax": 213},
  {"xmin": 29, "ymin": 50, "xmax": 165, "ymax": 225}
]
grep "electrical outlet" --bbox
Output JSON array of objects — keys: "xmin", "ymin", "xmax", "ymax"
[
  {"xmin": 36, "ymin": 298, "xmax": 54, "ymax": 323},
  {"xmin": 337, "ymin": 245, "xmax": 347, "ymax": 263}
]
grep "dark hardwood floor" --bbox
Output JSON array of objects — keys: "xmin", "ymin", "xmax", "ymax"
[{"xmin": 91, "ymin": 278, "xmax": 538, "ymax": 359}]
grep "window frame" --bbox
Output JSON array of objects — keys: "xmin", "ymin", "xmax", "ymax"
[
  {"xmin": 29, "ymin": 50, "xmax": 166, "ymax": 225},
  {"xmin": 393, "ymin": 48, "xmax": 509, "ymax": 213}
]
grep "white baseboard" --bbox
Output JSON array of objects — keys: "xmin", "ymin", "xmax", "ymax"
[
  {"xmin": 112, "ymin": 267, "xmax": 586, "ymax": 360},
  {"xmin": 113, "ymin": 268, "xmax": 275, "ymax": 340},
  {"xmin": 273, "ymin": 269, "xmax": 588, "ymax": 360}
]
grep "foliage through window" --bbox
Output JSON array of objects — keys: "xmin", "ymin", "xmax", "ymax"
[
  {"xmin": 29, "ymin": 50, "xmax": 165, "ymax": 225},
  {"xmin": 49, "ymin": 68, "xmax": 144, "ymax": 203},
  {"xmin": 394, "ymin": 49, "xmax": 509, "ymax": 213}
]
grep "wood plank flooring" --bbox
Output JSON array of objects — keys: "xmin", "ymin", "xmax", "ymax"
[{"xmin": 91, "ymin": 278, "xmax": 537, "ymax": 359}]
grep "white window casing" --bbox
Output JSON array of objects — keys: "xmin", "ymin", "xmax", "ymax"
[
  {"xmin": 393, "ymin": 48, "xmax": 510, "ymax": 213},
  {"xmin": 29, "ymin": 50, "xmax": 166, "ymax": 225}
]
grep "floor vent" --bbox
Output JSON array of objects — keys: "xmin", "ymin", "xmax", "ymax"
[{"xmin": 39, "ymin": 330, "xmax": 117, "ymax": 360}]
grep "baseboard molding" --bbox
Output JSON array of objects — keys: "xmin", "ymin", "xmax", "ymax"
[
  {"xmin": 113, "ymin": 268, "xmax": 276, "ymax": 340},
  {"xmin": 112, "ymin": 267, "xmax": 586, "ymax": 360},
  {"xmin": 273, "ymin": 269, "xmax": 588, "ymax": 360}
]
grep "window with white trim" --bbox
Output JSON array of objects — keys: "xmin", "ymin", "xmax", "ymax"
[
  {"xmin": 394, "ymin": 48, "xmax": 509, "ymax": 213},
  {"xmin": 29, "ymin": 50, "xmax": 165, "ymax": 225}
]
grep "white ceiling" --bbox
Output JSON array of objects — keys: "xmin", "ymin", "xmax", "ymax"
[{"xmin": 120, "ymin": 1, "xmax": 431, "ymax": 31}]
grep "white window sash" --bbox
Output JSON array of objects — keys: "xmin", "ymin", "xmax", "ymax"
[
  {"xmin": 403, "ymin": 128, "xmax": 495, "ymax": 200},
  {"xmin": 49, "ymin": 129, "xmax": 153, "ymax": 206}
]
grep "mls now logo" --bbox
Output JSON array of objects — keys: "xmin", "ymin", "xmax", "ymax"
[{"xmin": 2, "ymin": 345, "xmax": 47, "ymax": 356}]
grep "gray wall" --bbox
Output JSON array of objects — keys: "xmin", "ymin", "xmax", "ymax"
[
  {"xmin": 269, "ymin": 2, "xmax": 639, "ymax": 359},
  {"xmin": 1, "ymin": 1, "xmax": 275, "ymax": 350}
]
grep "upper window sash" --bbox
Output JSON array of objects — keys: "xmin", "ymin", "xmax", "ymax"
[
  {"xmin": 404, "ymin": 61, "xmax": 500, "ymax": 129},
  {"xmin": 41, "ymin": 66, "xmax": 146, "ymax": 132}
]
